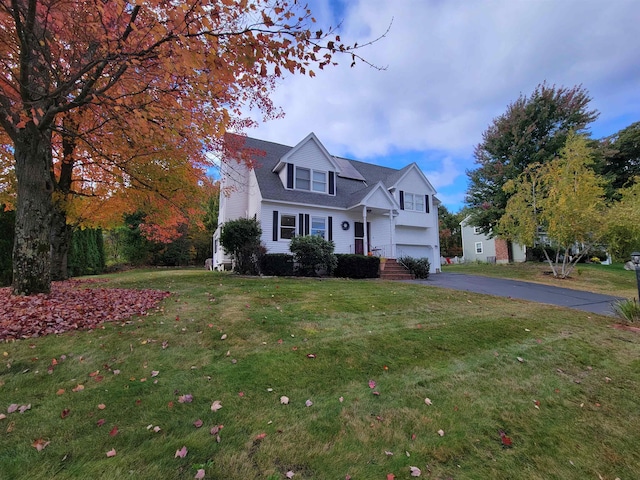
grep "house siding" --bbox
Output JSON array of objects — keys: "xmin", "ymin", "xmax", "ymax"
[
  {"xmin": 459, "ymin": 217, "xmax": 526, "ymax": 263},
  {"xmin": 213, "ymin": 134, "xmax": 443, "ymax": 274}
]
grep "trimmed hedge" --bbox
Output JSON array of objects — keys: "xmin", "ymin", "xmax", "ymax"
[
  {"xmin": 398, "ymin": 256, "xmax": 430, "ymax": 279},
  {"xmin": 334, "ymin": 254, "xmax": 380, "ymax": 279},
  {"xmin": 261, "ymin": 253, "xmax": 294, "ymax": 276}
]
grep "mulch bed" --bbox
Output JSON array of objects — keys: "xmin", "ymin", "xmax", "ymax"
[{"xmin": 0, "ymin": 279, "xmax": 171, "ymax": 341}]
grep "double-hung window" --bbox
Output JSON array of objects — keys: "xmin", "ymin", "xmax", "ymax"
[
  {"xmin": 311, "ymin": 217, "xmax": 326, "ymax": 238},
  {"xmin": 294, "ymin": 166, "xmax": 327, "ymax": 193},
  {"xmin": 295, "ymin": 168, "xmax": 310, "ymax": 190},
  {"xmin": 403, "ymin": 192, "xmax": 424, "ymax": 212},
  {"xmin": 280, "ymin": 214, "xmax": 296, "ymax": 240},
  {"xmin": 475, "ymin": 242, "xmax": 483, "ymax": 254}
]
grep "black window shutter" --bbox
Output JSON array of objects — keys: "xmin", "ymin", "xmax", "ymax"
[
  {"xmin": 399, "ymin": 190, "xmax": 405, "ymax": 210},
  {"xmin": 328, "ymin": 171, "xmax": 335, "ymax": 195},
  {"xmin": 328, "ymin": 216, "xmax": 333, "ymax": 241},
  {"xmin": 298, "ymin": 213, "xmax": 304, "ymax": 236},
  {"xmin": 304, "ymin": 214, "xmax": 310, "ymax": 235},
  {"xmin": 272, "ymin": 211, "xmax": 279, "ymax": 241},
  {"xmin": 287, "ymin": 163, "xmax": 294, "ymax": 189},
  {"xmin": 425, "ymin": 194, "xmax": 430, "ymax": 213}
]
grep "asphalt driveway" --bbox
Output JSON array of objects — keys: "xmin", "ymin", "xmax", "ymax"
[{"xmin": 408, "ymin": 273, "xmax": 625, "ymax": 316}]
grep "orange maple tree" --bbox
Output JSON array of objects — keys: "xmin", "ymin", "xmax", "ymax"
[{"xmin": 0, "ymin": 0, "xmax": 382, "ymax": 295}]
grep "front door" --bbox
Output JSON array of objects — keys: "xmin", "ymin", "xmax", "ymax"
[{"xmin": 354, "ymin": 222, "xmax": 371, "ymax": 255}]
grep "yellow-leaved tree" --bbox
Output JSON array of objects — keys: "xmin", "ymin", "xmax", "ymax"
[{"xmin": 499, "ymin": 132, "xmax": 607, "ymax": 278}]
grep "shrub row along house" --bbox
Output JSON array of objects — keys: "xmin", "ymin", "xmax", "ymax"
[{"xmin": 212, "ymin": 133, "xmax": 441, "ymax": 273}]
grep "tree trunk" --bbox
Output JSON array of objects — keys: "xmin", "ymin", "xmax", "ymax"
[
  {"xmin": 50, "ymin": 204, "xmax": 73, "ymax": 281},
  {"xmin": 12, "ymin": 125, "xmax": 54, "ymax": 295},
  {"xmin": 50, "ymin": 120, "xmax": 77, "ymax": 281}
]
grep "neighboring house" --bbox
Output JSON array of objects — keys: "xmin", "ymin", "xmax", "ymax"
[
  {"xmin": 460, "ymin": 216, "xmax": 526, "ymax": 263},
  {"xmin": 212, "ymin": 133, "xmax": 441, "ymax": 273}
]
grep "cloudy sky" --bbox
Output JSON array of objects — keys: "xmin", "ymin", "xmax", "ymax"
[{"xmin": 248, "ymin": 0, "xmax": 640, "ymax": 211}]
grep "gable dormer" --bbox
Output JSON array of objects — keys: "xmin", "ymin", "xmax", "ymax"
[
  {"xmin": 388, "ymin": 163, "xmax": 437, "ymax": 214},
  {"xmin": 272, "ymin": 133, "xmax": 341, "ymax": 196}
]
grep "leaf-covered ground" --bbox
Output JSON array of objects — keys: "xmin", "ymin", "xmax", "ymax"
[{"xmin": 0, "ymin": 279, "xmax": 171, "ymax": 341}]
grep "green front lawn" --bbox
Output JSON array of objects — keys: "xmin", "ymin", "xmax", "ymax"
[{"xmin": 1, "ymin": 270, "xmax": 639, "ymax": 479}]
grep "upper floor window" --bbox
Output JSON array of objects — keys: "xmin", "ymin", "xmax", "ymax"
[
  {"xmin": 295, "ymin": 167, "xmax": 310, "ymax": 190},
  {"xmin": 295, "ymin": 167, "xmax": 327, "ymax": 193},
  {"xmin": 473, "ymin": 226, "xmax": 482, "ymax": 235},
  {"xmin": 312, "ymin": 171, "xmax": 327, "ymax": 192},
  {"xmin": 403, "ymin": 192, "xmax": 424, "ymax": 212}
]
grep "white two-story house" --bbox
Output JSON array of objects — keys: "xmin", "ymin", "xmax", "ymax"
[{"xmin": 212, "ymin": 133, "xmax": 441, "ymax": 273}]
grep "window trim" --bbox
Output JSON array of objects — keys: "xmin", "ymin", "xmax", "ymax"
[
  {"xmin": 280, "ymin": 213, "xmax": 297, "ymax": 240},
  {"xmin": 475, "ymin": 242, "xmax": 483, "ymax": 254},
  {"xmin": 311, "ymin": 216, "xmax": 327, "ymax": 238},
  {"xmin": 401, "ymin": 192, "xmax": 425, "ymax": 212},
  {"xmin": 473, "ymin": 226, "xmax": 482, "ymax": 235},
  {"xmin": 293, "ymin": 166, "xmax": 328, "ymax": 194}
]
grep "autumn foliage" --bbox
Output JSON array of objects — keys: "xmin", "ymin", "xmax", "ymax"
[{"xmin": 0, "ymin": 0, "xmax": 378, "ymax": 294}]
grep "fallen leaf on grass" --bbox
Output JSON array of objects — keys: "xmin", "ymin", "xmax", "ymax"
[
  {"xmin": 151, "ymin": 370, "xmax": 159, "ymax": 377},
  {"xmin": 109, "ymin": 425, "xmax": 118, "ymax": 437},
  {"xmin": 98, "ymin": 404, "xmax": 106, "ymax": 410},
  {"xmin": 410, "ymin": 466, "xmax": 422, "ymax": 476},
  {"xmin": 517, "ymin": 357, "xmax": 524, "ymax": 363},
  {"xmin": 179, "ymin": 394, "xmax": 193, "ymax": 403},
  {"xmin": 368, "ymin": 379, "xmax": 376, "ymax": 389},
  {"xmin": 72, "ymin": 384, "xmax": 84, "ymax": 392},
  {"xmin": 56, "ymin": 389, "xmax": 65, "ymax": 395},
  {"xmin": 285, "ymin": 471, "xmax": 295, "ymax": 479},
  {"xmin": 175, "ymin": 446, "xmax": 188, "ymax": 458},
  {"xmin": 193, "ymin": 419, "xmax": 203, "ymax": 428},
  {"xmin": 437, "ymin": 429, "xmax": 445, "ymax": 437},
  {"xmin": 499, "ymin": 430, "xmax": 513, "ymax": 447},
  {"xmin": 305, "ymin": 399, "xmax": 313, "ymax": 407},
  {"xmin": 0, "ymin": 414, "xmax": 6, "ymax": 421},
  {"xmin": 7, "ymin": 404, "xmax": 18, "ymax": 414},
  {"xmin": 61, "ymin": 408, "xmax": 70, "ymax": 419},
  {"xmin": 194, "ymin": 469, "xmax": 205, "ymax": 479},
  {"xmin": 386, "ymin": 474, "xmax": 395, "ymax": 480},
  {"xmin": 254, "ymin": 432, "xmax": 267, "ymax": 441},
  {"xmin": 424, "ymin": 398, "xmax": 432, "ymax": 406},
  {"xmin": 280, "ymin": 396, "xmax": 289, "ymax": 405},
  {"xmin": 97, "ymin": 419, "xmax": 105, "ymax": 427},
  {"xmin": 32, "ymin": 438, "xmax": 50, "ymax": 451},
  {"xmin": 211, "ymin": 400, "xmax": 222, "ymax": 412},
  {"xmin": 106, "ymin": 448, "xmax": 116, "ymax": 457},
  {"xmin": 18, "ymin": 404, "xmax": 31, "ymax": 413}
]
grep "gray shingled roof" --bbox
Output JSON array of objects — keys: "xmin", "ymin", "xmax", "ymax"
[{"xmin": 235, "ymin": 135, "xmax": 409, "ymax": 210}]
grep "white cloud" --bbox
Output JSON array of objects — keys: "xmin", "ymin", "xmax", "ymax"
[{"xmin": 248, "ymin": 0, "xmax": 640, "ymax": 209}]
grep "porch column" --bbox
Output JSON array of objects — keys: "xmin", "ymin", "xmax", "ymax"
[
  {"xmin": 362, "ymin": 206, "xmax": 368, "ymax": 255},
  {"xmin": 389, "ymin": 209, "xmax": 395, "ymax": 258}
]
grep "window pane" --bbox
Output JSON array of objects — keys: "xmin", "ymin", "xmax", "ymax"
[
  {"xmin": 296, "ymin": 168, "xmax": 310, "ymax": 190},
  {"xmin": 312, "ymin": 171, "xmax": 326, "ymax": 192},
  {"xmin": 415, "ymin": 195, "xmax": 424, "ymax": 211},
  {"xmin": 405, "ymin": 193, "xmax": 414, "ymax": 210},
  {"xmin": 280, "ymin": 215, "xmax": 296, "ymax": 239},
  {"xmin": 311, "ymin": 217, "xmax": 325, "ymax": 238}
]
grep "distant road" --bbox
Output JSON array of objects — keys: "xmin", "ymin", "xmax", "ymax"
[{"xmin": 408, "ymin": 273, "xmax": 625, "ymax": 316}]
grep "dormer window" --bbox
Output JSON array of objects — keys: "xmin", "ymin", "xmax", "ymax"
[{"xmin": 295, "ymin": 166, "xmax": 327, "ymax": 193}]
